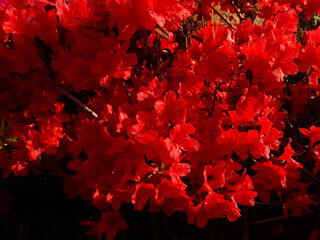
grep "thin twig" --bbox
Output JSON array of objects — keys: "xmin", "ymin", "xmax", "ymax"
[
  {"xmin": 198, "ymin": 1, "xmax": 206, "ymax": 27},
  {"xmin": 307, "ymin": 120, "xmax": 320, "ymax": 128},
  {"xmin": 122, "ymin": 79, "xmax": 133, "ymax": 105},
  {"xmin": 47, "ymin": 77, "xmax": 102, "ymax": 120},
  {"xmin": 251, "ymin": 12, "xmax": 258, "ymax": 24},
  {"xmin": 209, "ymin": 5, "xmax": 235, "ymax": 29},
  {"xmin": 208, "ymin": 91, "xmax": 216, "ymax": 118},
  {"xmin": 255, "ymin": 202, "xmax": 282, "ymax": 205},
  {"xmin": 230, "ymin": 0, "xmax": 244, "ymax": 22},
  {"xmin": 35, "ymin": 37, "xmax": 102, "ymax": 120},
  {"xmin": 300, "ymin": 167, "xmax": 320, "ymax": 185},
  {"xmin": 249, "ymin": 212, "xmax": 316, "ymax": 225}
]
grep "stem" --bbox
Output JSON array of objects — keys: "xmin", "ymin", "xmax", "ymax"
[{"xmin": 185, "ymin": 36, "xmax": 188, "ymax": 52}]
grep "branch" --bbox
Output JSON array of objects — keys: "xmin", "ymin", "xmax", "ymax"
[
  {"xmin": 230, "ymin": 0, "xmax": 244, "ymax": 22},
  {"xmin": 209, "ymin": 5, "xmax": 235, "ymax": 30},
  {"xmin": 47, "ymin": 77, "xmax": 102, "ymax": 120},
  {"xmin": 35, "ymin": 37, "xmax": 102, "ymax": 120}
]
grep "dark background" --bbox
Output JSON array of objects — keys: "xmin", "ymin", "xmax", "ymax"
[{"xmin": 0, "ymin": 173, "xmax": 319, "ymax": 240}]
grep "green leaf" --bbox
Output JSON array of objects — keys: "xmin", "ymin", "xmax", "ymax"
[{"xmin": 5, "ymin": 137, "xmax": 19, "ymax": 143}]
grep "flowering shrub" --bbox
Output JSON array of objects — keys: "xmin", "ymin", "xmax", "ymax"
[{"xmin": 0, "ymin": 0, "xmax": 320, "ymax": 239}]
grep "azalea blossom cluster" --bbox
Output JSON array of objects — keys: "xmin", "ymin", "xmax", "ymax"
[{"xmin": 0, "ymin": 0, "xmax": 320, "ymax": 239}]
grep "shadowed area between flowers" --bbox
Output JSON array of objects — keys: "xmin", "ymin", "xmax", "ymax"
[{"xmin": 0, "ymin": 173, "xmax": 319, "ymax": 240}]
